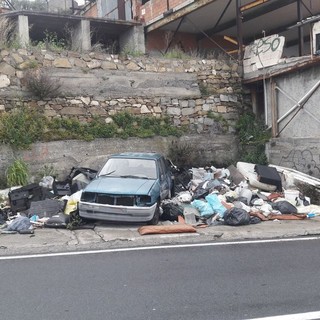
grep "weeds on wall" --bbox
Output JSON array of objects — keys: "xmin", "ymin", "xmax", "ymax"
[
  {"xmin": 6, "ymin": 158, "xmax": 29, "ymax": 187},
  {"xmin": 168, "ymin": 140, "xmax": 198, "ymax": 169},
  {"xmin": 0, "ymin": 107, "xmax": 46, "ymax": 149},
  {"xmin": 24, "ymin": 69, "xmax": 62, "ymax": 99},
  {"xmin": 236, "ymin": 112, "xmax": 271, "ymax": 165},
  {"xmin": 0, "ymin": 107, "xmax": 183, "ymax": 149},
  {"xmin": 207, "ymin": 110, "xmax": 229, "ymax": 132},
  {"xmin": 120, "ymin": 46, "xmax": 144, "ymax": 58},
  {"xmin": 163, "ymin": 47, "xmax": 191, "ymax": 60}
]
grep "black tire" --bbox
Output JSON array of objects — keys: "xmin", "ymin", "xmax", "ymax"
[{"xmin": 147, "ymin": 202, "xmax": 160, "ymax": 225}]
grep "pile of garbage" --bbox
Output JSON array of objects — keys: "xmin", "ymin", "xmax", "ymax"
[
  {"xmin": 160, "ymin": 162, "xmax": 320, "ymax": 227},
  {"xmin": 0, "ymin": 167, "xmax": 97, "ymax": 234},
  {"xmin": 1, "ymin": 161, "xmax": 320, "ymax": 235}
]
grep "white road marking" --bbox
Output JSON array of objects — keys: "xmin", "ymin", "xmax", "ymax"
[
  {"xmin": 0, "ymin": 236, "xmax": 320, "ymax": 260},
  {"xmin": 245, "ymin": 310, "xmax": 320, "ymax": 320}
]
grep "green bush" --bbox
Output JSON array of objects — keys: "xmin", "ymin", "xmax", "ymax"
[
  {"xmin": 0, "ymin": 107, "xmax": 46, "ymax": 149},
  {"xmin": 0, "ymin": 108, "xmax": 183, "ymax": 149},
  {"xmin": 236, "ymin": 112, "xmax": 270, "ymax": 165},
  {"xmin": 6, "ymin": 158, "xmax": 29, "ymax": 187}
]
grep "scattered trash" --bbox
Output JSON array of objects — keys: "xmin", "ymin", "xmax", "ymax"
[{"xmin": 1, "ymin": 160, "xmax": 320, "ymax": 238}]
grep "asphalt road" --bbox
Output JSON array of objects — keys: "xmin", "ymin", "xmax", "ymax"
[{"xmin": 1, "ymin": 238, "xmax": 320, "ymax": 320}]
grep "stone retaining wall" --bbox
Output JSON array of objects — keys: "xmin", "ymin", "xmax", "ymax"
[
  {"xmin": 0, "ymin": 48, "xmax": 247, "ymax": 133},
  {"xmin": 0, "ymin": 48, "xmax": 248, "ymax": 179}
]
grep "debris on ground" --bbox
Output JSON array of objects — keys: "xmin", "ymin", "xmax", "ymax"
[
  {"xmin": 158, "ymin": 162, "xmax": 320, "ymax": 232},
  {"xmin": 1, "ymin": 162, "xmax": 320, "ymax": 237},
  {"xmin": 0, "ymin": 167, "xmax": 97, "ymax": 234}
]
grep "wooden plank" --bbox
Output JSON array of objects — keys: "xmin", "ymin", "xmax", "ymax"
[{"xmin": 270, "ymin": 78, "xmax": 278, "ymax": 137}]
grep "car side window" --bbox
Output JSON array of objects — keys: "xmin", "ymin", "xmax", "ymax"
[{"xmin": 159, "ymin": 157, "xmax": 169, "ymax": 180}]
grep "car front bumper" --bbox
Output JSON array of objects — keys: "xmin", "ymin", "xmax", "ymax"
[{"xmin": 79, "ymin": 202, "xmax": 157, "ymax": 222}]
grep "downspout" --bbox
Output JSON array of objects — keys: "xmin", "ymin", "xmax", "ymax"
[
  {"xmin": 297, "ymin": 0, "xmax": 304, "ymax": 56},
  {"xmin": 236, "ymin": 0, "xmax": 244, "ymax": 62}
]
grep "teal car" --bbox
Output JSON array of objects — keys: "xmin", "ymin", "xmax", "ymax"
[{"xmin": 79, "ymin": 152, "xmax": 174, "ymax": 224}]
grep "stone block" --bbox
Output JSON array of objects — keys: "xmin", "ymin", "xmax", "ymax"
[
  {"xmin": 0, "ymin": 62, "xmax": 15, "ymax": 76},
  {"xmin": 101, "ymin": 61, "xmax": 117, "ymax": 70},
  {"xmin": 181, "ymin": 107, "xmax": 194, "ymax": 116},
  {"xmin": 53, "ymin": 58, "xmax": 72, "ymax": 68},
  {"xmin": 141, "ymin": 105, "xmax": 151, "ymax": 113},
  {"xmin": 126, "ymin": 61, "xmax": 140, "ymax": 71},
  {"xmin": 217, "ymin": 105, "xmax": 227, "ymax": 113},
  {"xmin": 167, "ymin": 107, "xmax": 181, "ymax": 116},
  {"xmin": 0, "ymin": 75, "xmax": 10, "ymax": 88},
  {"xmin": 61, "ymin": 107, "xmax": 86, "ymax": 115}
]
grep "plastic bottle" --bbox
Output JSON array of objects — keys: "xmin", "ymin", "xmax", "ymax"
[{"xmin": 307, "ymin": 212, "xmax": 316, "ymax": 218}]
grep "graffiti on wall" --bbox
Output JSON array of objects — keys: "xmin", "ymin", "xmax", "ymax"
[
  {"xmin": 243, "ymin": 34, "xmax": 285, "ymax": 74},
  {"xmin": 280, "ymin": 149, "xmax": 320, "ymax": 177},
  {"xmin": 248, "ymin": 36, "xmax": 282, "ymax": 56}
]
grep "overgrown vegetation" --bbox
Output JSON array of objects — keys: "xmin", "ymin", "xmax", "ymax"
[
  {"xmin": 0, "ymin": 108, "xmax": 183, "ymax": 150},
  {"xmin": 163, "ymin": 47, "xmax": 191, "ymax": 60},
  {"xmin": 33, "ymin": 30, "xmax": 68, "ymax": 52},
  {"xmin": 120, "ymin": 46, "xmax": 144, "ymax": 58},
  {"xmin": 0, "ymin": 17, "xmax": 17, "ymax": 48},
  {"xmin": 168, "ymin": 141, "xmax": 198, "ymax": 169},
  {"xmin": 236, "ymin": 112, "xmax": 271, "ymax": 165},
  {"xmin": 207, "ymin": 110, "xmax": 229, "ymax": 132},
  {"xmin": 0, "ymin": 107, "xmax": 46, "ymax": 149},
  {"xmin": 5, "ymin": 158, "xmax": 29, "ymax": 187},
  {"xmin": 24, "ymin": 69, "xmax": 62, "ymax": 99}
]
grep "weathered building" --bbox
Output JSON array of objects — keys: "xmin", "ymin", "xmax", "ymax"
[{"xmin": 2, "ymin": 0, "xmax": 320, "ymax": 177}]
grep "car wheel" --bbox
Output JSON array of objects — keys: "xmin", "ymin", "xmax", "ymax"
[{"xmin": 148, "ymin": 201, "xmax": 160, "ymax": 225}]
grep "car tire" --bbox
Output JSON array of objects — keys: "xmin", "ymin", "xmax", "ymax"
[{"xmin": 148, "ymin": 201, "xmax": 160, "ymax": 225}]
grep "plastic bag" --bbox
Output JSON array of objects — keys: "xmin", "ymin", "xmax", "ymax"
[
  {"xmin": 192, "ymin": 181, "xmax": 210, "ymax": 200},
  {"xmin": 7, "ymin": 216, "xmax": 32, "ymax": 231},
  {"xmin": 191, "ymin": 199, "xmax": 214, "ymax": 217},
  {"xmin": 161, "ymin": 203, "xmax": 184, "ymax": 221},
  {"xmin": 205, "ymin": 194, "xmax": 227, "ymax": 218},
  {"xmin": 224, "ymin": 208, "xmax": 250, "ymax": 226},
  {"xmin": 271, "ymin": 200, "xmax": 297, "ymax": 214}
]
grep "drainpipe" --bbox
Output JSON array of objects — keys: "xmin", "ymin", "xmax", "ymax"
[
  {"xmin": 297, "ymin": 0, "xmax": 304, "ymax": 56},
  {"xmin": 236, "ymin": 0, "xmax": 244, "ymax": 62}
]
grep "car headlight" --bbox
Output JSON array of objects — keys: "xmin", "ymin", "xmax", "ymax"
[{"xmin": 137, "ymin": 195, "xmax": 152, "ymax": 206}]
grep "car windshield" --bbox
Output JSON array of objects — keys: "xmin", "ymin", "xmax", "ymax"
[{"xmin": 98, "ymin": 158, "xmax": 157, "ymax": 179}]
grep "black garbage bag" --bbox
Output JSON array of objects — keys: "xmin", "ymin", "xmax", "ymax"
[
  {"xmin": 161, "ymin": 202, "xmax": 184, "ymax": 221},
  {"xmin": 224, "ymin": 208, "xmax": 250, "ymax": 226},
  {"xmin": 192, "ymin": 181, "xmax": 210, "ymax": 200},
  {"xmin": 271, "ymin": 201, "xmax": 297, "ymax": 214}
]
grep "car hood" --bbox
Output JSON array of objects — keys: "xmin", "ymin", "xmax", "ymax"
[{"xmin": 84, "ymin": 176, "xmax": 157, "ymax": 195}]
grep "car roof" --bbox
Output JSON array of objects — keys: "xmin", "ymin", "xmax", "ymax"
[{"xmin": 110, "ymin": 152, "xmax": 163, "ymax": 160}]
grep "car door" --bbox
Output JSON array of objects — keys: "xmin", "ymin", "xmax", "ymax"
[{"xmin": 158, "ymin": 157, "xmax": 171, "ymax": 199}]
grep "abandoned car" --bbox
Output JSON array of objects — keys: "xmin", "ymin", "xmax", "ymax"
[{"xmin": 79, "ymin": 152, "xmax": 174, "ymax": 224}]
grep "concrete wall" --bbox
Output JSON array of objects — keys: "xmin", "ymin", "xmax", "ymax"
[
  {"xmin": 266, "ymin": 65, "xmax": 320, "ymax": 138},
  {"xmin": 266, "ymin": 138, "xmax": 320, "ymax": 178},
  {"xmin": 265, "ymin": 64, "xmax": 320, "ymax": 177},
  {"xmin": 0, "ymin": 134, "xmax": 238, "ymax": 182}
]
